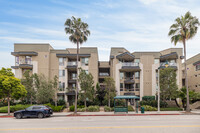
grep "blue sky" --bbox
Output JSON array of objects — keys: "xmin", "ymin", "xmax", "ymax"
[{"xmin": 0, "ymin": 0, "xmax": 200, "ymax": 68}]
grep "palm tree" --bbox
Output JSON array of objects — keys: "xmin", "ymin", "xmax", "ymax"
[
  {"xmin": 64, "ymin": 16, "xmax": 90, "ymax": 114},
  {"xmin": 168, "ymin": 11, "xmax": 199, "ymax": 112}
]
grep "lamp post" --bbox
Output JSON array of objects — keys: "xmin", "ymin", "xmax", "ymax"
[{"xmin": 158, "ymin": 61, "xmax": 169, "ymax": 113}]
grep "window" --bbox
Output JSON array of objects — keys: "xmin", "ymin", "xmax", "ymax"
[
  {"xmin": 135, "ymin": 72, "xmax": 140, "ymax": 79},
  {"xmin": 120, "ymin": 72, "xmax": 124, "ymax": 79},
  {"xmin": 72, "ymin": 73, "xmax": 77, "ymax": 79},
  {"xmin": 136, "ymin": 83, "xmax": 140, "ymax": 88},
  {"xmin": 59, "ymin": 58, "xmax": 64, "ymax": 66},
  {"xmin": 72, "ymin": 83, "xmax": 76, "ymax": 88},
  {"xmin": 59, "ymin": 70, "xmax": 65, "ymax": 77},
  {"xmin": 16, "ymin": 56, "xmax": 19, "ymax": 65},
  {"xmin": 134, "ymin": 59, "xmax": 140, "ymax": 63},
  {"xmin": 85, "ymin": 70, "xmax": 89, "ymax": 74},
  {"xmin": 25, "ymin": 56, "xmax": 32, "ymax": 64},
  {"xmin": 154, "ymin": 59, "xmax": 159, "ymax": 64},
  {"xmin": 81, "ymin": 58, "xmax": 89, "ymax": 65},
  {"xmin": 59, "ymin": 82, "xmax": 65, "ymax": 90},
  {"xmin": 196, "ymin": 64, "xmax": 200, "ymax": 71},
  {"xmin": 170, "ymin": 59, "xmax": 176, "ymax": 63},
  {"xmin": 120, "ymin": 83, "xmax": 123, "ymax": 88}
]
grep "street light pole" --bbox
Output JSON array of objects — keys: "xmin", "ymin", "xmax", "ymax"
[{"xmin": 158, "ymin": 68, "xmax": 160, "ymax": 113}]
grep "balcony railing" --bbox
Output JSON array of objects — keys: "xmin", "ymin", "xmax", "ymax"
[
  {"xmin": 160, "ymin": 62, "xmax": 177, "ymax": 67},
  {"xmin": 122, "ymin": 62, "xmax": 139, "ymax": 67},
  {"xmin": 125, "ymin": 88, "xmax": 134, "ymax": 91},
  {"xmin": 67, "ymin": 62, "xmax": 77, "ymax": 66},
  {"xmin": 99, "ymin": 73, "xmax": 109, "ymax": 76},
  {"xmin": 17, "ymin": 60, "xmax": 32, "ymax": 65}
]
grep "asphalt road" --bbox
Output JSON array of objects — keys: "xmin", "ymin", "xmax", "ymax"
[{"xmin": 0, "ymin": 115, "xmax": 200, "ymax": 133}]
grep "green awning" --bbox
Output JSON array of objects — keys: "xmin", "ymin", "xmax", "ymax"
[{"xmin": 114, "ymin": 95, "xmax": 140, "ymax": 99}]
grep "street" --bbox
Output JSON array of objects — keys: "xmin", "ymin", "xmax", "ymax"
[{"xmin": 0, "ymin": 115, "xmax": 200, "ymax": 133}]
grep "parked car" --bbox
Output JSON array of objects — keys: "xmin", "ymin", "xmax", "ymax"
[{"xmin": 14, "ymin": 105, "xmax": 53, "ymax": 119}]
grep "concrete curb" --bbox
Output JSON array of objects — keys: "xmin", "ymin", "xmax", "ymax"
[
  {"xmin": 66, "ymin": 113, "xmax": 182, "ymax": 117},
  {"xmin": 0, "ymin": 116, "xmax": 13, "ymax": 118}
]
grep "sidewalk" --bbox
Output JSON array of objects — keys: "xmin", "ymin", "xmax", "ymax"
[{"xmin": 1, "ymin": 110, "xmax": 200, "ymax": 118}]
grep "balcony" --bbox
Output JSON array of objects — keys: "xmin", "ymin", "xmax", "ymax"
[
  {"xmin": 124, "ymin": 77, "xmax": 134, "ymax": 84},
  {"xmin": 99, "ymin": 73, "xmax": 109, "ymax": 78},
  {"xmin": 12, "ymin": 60, "xmax": 33, "ymax": 69},
  {"xmin": 66, "ymin": 62, "xmax": 77, "ymax": 70},
  {"xmin": 160, "ymin": 62, "xmax": 177, "ymax": 69},
  {"xmin": 68, "ymin": 78, "xmax": 77, "ymax": 83},
  {"xmin": 124, "ymin": 88, "xmax": 134, "ymax": 91},
  {"xmin": 120, "ymin": 62, "xmax": 140, "ymax": 72}
]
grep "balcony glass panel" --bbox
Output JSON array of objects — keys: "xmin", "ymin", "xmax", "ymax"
[
  {"xmin": 99, "ymin": 73, "xmax": 109, "ymax": 76},
  {"xmin": 122, "ymin": 62, "xmax": 139, "ymax": 67},
  {"xmin": 67, "ymin": 62, "xmax": 77, "ymax": 66}
]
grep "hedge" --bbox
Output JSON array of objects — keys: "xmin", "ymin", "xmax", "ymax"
[
  {"xmin": 0, "ymin": 104, "xmax": 31, "ymax": 113},
  {"xmin": 140, "ymin": 100, "xmax": 168, "ymax": 108},
  {"xmin": 160, "ymin": 107, "xmax": 182, "ymax": 111},
  {"xmin": 44, "ymin": 103, "xmax": 64, "ymax": 112},
  {"xmin": 141, "ymin": 105, "xmax": 157, "ymax": 111},
  {"xmin": 142, "ymin": 96, "xmax": 155, "ymax": 101}
]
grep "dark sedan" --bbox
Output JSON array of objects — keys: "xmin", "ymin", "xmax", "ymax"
[{"xmin": 14, "ymin": 105, "xmax": 53, "ymax": 119}]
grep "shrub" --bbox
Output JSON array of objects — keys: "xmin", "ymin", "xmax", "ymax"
[
  {"xmin": 142, "ymin": 105, "xmax": 157, "ymax": 111},
  {"xmin": 44, "ymin": 103, "xmax": 64, "ymax": 112},
  {"xmin": 77, "ymin": 108, "xmax": 86, "ymax": 112},
  {"xmin": 142, "ymin": 96, "xmax": 155, "ymax": 101},
  {"xmin": 0, "ymin": 104, "xmax": 31, "ymax": 113},
  {"xmin": 57, "ymin": 100, "xmax": 66, "ymax": 106},
  {"xmin": 77, "ymin": 105, "xmax": 85, "ymax": 108},
  {"xmin": 69, "ymin": 105, "xmax": 75, "ymax": 112},
  {"xmin": 140, "ymin": 100, "xmax": 168, "ymax": 108},
  {"xmin": 87, "ymin": 106, "xmax": 100, "ymax": 112},
  {"xmin": 160, "ymin": 107, "xmax": 182, "ymax": 111},
  {"xmin": 104, "ymin": 106, "xmax": 112, "ymax": 112},
  {"xmin": 128, "ymin": 105, "xmax": 134, "ymax": 111}
]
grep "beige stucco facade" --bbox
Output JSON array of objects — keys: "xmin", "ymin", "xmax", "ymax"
[
  {"xmin": 182, "ymin": 53, "xmax": 200, "ymax": 92},
  {"xmin": 11, "ymin": 43, "xmax": 183, "ymax": 104}
]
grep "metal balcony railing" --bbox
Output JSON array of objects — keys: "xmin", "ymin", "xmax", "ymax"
[
  {"xmin": 67, "ymin": 62, "xmax": 77, "ymax": 66},
  {"xmin": 122, "ymin": 62, "xmax": 139, "ymax": 67},
  {"xmin": 18, "ymin": 59, "xmax": 32, "ymax": 65},
  {"xmin": 160, "ymin": 62, "xmax": 177, "ymax": 67},
  {"xmin": 99, "ymin": 73, "xmax": 109, "ymax": 76}
]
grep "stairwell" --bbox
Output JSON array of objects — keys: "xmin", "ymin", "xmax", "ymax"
[{"xmin": 190, "ymin": 101, "xmax": 200, "ymax": 110}]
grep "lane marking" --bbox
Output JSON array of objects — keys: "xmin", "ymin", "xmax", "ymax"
[{"xmin": 0, "ymin": 125, "xmax": 200, "ymax": 131}]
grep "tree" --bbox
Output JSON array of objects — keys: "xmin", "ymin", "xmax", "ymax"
[
  {"xmin": 64, "ymin": 16, "xmax": 90, "ymax": 114},
  {"xmin": 33, "ymin": 74, "xmax": 55, "ymax": 104},
  {"xmin": 168, "ymin": 11, "xmax": 200, "ymax": 112},
  {"xmin": 159, "ymin": 67, "xmax": 179, "ymax": 107},
  {"xmin": 179, "ymin": 87, "xmax": 200, "ymax": 109},
  {"xmin": 103, "ymin": 77, "xmax": 116, "ymax": 107},
  {"xmin": 21, "ymin": 70, "xmax": 36, "ymax": 104},
  {"xmin": 0, "ymin": 68, "xmax": 27, "ymax": 115},
  {"xmin": 78, "ymin": 69, "xmax": 94, "ymax": 108},
  {"xmin": 96, "ymin": 82, "xmax": 106, "ymax": 106}
]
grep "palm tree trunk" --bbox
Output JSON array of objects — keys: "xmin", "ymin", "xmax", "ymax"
[
  {"xmin": 183, "ymin": 39, "xmax": 190, "ymax": 112},
  {"xmin": 30, "ymin": 94, "xmax": 32, "ymax": 105},
  {"xmin": 75, "ymin": 42, "xmax": 79, "ymax": 114},
  {"xmin": 8, "ymin": 95, "xmax": 10, "ymax": 116},
  {"xmin": 108, "ymin": 88, "xmax": 110, "ymax": 108},
  {"xmin": 84, "ymin": 99, "xmax": 86, "ymax": 111}
]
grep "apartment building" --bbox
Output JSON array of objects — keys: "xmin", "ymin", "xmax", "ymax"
[
  {"xmin": 11, "ymin": 43, "xmax": 183, "ymax": 104},
  {"xmin": 11, "ymin": 44, "xmax": 99, "ymax": 105},
  {"xmin": 110, "ymin": 47, "xmax": 183, "ymax": 100},
  {"xmin": 182, "ymin": 53, "xmax": 200, "ymax": 92}
]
